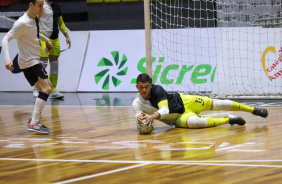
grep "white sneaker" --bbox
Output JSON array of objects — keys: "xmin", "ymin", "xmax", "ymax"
[
  {"xmin": 33, "ymin": 87, "xmax": 39, "ymax": 98},
  {"xmin": 50, "ymin": 90, "xmax": 64, "ymax": 99}
]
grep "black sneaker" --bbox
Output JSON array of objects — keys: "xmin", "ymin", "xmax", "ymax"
[
  {"xmin": 28, "ymin": 118, "xmax": 48, "ymax": 130},
  {"xmin": 252, "ymin": 108, "xmax": 268, "ymax": 118},
  {"xmin": 228, "ymin": 115, "xmax": 246, "ymax": 125},
  {"xmin": 27, "ymin": 121, "xmax": 49, "ymax": 134}
]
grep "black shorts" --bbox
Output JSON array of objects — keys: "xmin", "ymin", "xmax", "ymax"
[{"xmin": 22, "ymin": 63, "xmax": 48, "ymax": 86}]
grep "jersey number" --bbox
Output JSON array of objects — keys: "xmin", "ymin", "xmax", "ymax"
[{"xmin": 195, "ymin": 98, "xmax": 204, "ymax": 106}]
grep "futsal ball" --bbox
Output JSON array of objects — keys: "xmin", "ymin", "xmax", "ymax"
[{"xmin": 137, "ymin": 120, "xmax": 154, "ymax": 134}]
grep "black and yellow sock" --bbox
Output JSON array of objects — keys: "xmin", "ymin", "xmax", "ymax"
[
  {"xmin": 206, "ymin": 117, "xmax": 230, "ymax": 127},
  {"xmin": 231, "ymin": 101, "xmax": 254, "ymax": 113},
  {"xmin": 49, "ymin": 74, "xmax": 58, "ymax": 92}
]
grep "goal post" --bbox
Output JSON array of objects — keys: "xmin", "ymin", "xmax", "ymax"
[
  {"xmin": 144, "ymin": 0, "xmax": 152, "ymax": 77},
  {"xmin": 144, "ymin": 0, "xmax": 282, "ymax": 98}
]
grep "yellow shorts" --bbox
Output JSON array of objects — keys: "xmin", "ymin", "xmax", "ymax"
[
  {"xmin": 40, "ymin": 37, "xmax": 60, "ymax": 57},
  {"xmin": 175, "ymin": 94, "xmax": 212, "ymax": 128}
]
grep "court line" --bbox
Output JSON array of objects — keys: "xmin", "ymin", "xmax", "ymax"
[
  {"xmin": 0, "ymin": 105, "xmax": 132, "ymax": 107},
  {"xmin": 1, "ymin": 158, "xmax": 282, "ymax": 167},
  {"xmin": 1, "ymin": 105, "xmax": 282, "ymax": 108},
  {"xmin": 54, "ymin": 163, "xmax": 149, "ymax": 184}
]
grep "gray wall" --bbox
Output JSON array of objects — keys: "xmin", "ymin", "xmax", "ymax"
[{"xmin": 0, "ymin": 0, "xmax": 216, "ymax": 31}]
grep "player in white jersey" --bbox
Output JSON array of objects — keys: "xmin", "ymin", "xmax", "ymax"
[
  {"xmin": 33, "ymin": 0, "xmax": 71, "ymax": 99},
  {"xmin": 132, "ymin": 73, "xmax": 268, "ymax": 130},
  {"xmin": 2, "ymin": 0, "xmax": 53, "ymax": 134}
]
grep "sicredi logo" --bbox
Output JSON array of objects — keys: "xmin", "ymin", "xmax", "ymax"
[
  {"xmin": 94, "ymin": 51, "xmax": 128, "ymax": 90},
  {"xmin": 95, "ymin": 52, "xmax": 216, "ymax": 90},
  {"xmin": 261, "ymin": 46, "xmax": 282, "ymax": 81},
  {"xmin": 131, "ymin": 57, "xmax": 216, "ymax": 84}
]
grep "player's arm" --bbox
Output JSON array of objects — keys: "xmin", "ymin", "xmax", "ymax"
[
  {"xmin": 2, "ymin": 21, "xmax": 21, "ymax": 71},
  {"xmin": 157, "ymin": 99, "xmax": 169, "ymax": 117},
  {"xmin": 141, "ymin": 99, "xmax": 169, "ymax": 124},
  {"xmin": 132, "ymin": 100, "xmax": 144, "ymax": 124},
  {"xmin": 153, "ymin": 85, "xmax": 170, "ymax": 117},
  {"xmin": 58, "ymin": 16, "xmax": 71, "ymax": 48},
  {"xmin": 2, "ymin": 34, "xmax": 13, "ymax": 71},
  {"xmin": 142, "ymin": 112, "xmax": 160, "ymax": 124},
  {"xmin": 39, "ymin": 33, "xmax": 53, "ymax": 52},
  {"xmin": 132, "ymin": 97, "xmax": 160, "ymax": 125}
]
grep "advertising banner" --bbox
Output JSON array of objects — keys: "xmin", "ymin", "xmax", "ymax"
[
  {"xmin": 1, "ymin": 28, "xmax": 281, "ymax": 94},
  {"xmin": 0, "ymin": 31, "xmax": 89, "ymax": 92},
  {"xmin": 78, "ymin": 30, "xmax": 146, "ymax": 92},
  {"xmin": 78, "ymin": 29, "xmax": 221, "ymax": 92},
  {"xmin": 215, "ymin": 27, "xmax": 282, "ymax": 95}
]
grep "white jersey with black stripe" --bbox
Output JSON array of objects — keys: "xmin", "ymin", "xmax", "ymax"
[
  {"xmin": 132, "ymin": 93, "xmax": 180, "ymax": 126},
  {"xmin": 4, "ymin": 13, "xmax": 41, "ymax": 69},
  {"xmin": 39, "ymin": 1, "xmax": 53, "ymax": 38}
]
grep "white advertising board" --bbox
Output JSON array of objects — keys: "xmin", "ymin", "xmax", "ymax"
[
  {"xmin": 214, "ymin": 27, "xmax": 282, "ymax": 95},
  {"xmin": 0, "ymin": 31, "xmax": 89, "ymax": 92},
  {"xmin": 78, "ymin": 29, "xmax": 221, "ymax": 92},
  {"xmin": 1, "ymin": 28, "xmax": 281, "ymax": 94},
  {"xmin": 77, "ymin": 30, "xmax": 146, "ymax": 92}
]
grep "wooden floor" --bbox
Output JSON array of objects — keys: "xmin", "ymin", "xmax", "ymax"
[{"xmin": 0, "ymin": 104, "xmax": 281, "ymax": 184}]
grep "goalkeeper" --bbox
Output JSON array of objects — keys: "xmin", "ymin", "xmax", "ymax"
[{"xmin": 132, "ymin": 73, "xmax": 268, "ymax": 128}]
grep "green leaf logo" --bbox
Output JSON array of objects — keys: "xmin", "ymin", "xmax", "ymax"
[{"xmin": 94, "ymin": 51, "xmax": 128, "ymax": 90}]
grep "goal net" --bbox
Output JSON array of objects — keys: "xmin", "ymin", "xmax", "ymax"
[{"xmin": 145, "ymin": 0, "xmax": 282, "ymax": 98}]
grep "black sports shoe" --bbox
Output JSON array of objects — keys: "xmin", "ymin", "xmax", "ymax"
[
  {"xmin": 228, "ymin": 115, "xmax": 246, "ymax": 125},
  {"xmin": 252, "ymin": 108, "xmax": 268, "ymax": 118},
  {"xmin": 28, "ymin": 118, "xmax": 48, "ymax": 130}
]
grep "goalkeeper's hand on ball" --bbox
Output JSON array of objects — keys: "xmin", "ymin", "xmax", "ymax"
[
  {"xmin": 137, "ymin": 113, "xmax": 146, "ymax": 124},
  {"xmin": 136, "ymin": 114, "xmax": 154, "ymax": 134},
  {"xmin": 137, "ymin": 113, "xmax": 153, "ymax": 126},
  {"xmin": 141, "ymin": 113, "xmax": 159, "ymax": 126}
]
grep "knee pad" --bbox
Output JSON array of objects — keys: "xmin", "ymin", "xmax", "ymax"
[
  {"xmin": 38, "ymin": 92, "xmax": 49, "ymax": 101},
  {"xmin": 212, "ymin": 99, "xmax": 232, "ymax": 111},
  {"xmin": 49, "ymin": 60, "xmax": 59, "ymax": 75},
  {"xmin": 187, "ymin": 116, "xmax": 208, "ymax": 128}
]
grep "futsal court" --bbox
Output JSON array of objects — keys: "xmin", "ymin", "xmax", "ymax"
[{"xmin": 0, "ymin": 92, "xmax": 281, "ymax": 184}]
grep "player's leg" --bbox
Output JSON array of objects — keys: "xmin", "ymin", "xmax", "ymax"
[
  {"xmin": 176, "ymin": 95, "xmax": 245, "ymax": 128},
  {"xmin": 33, "ymin": 40, "xmax": 49, "ymax": 98},
  {"xmin": 176, "ymin": 113, "xmax": 245, "ymax": 128},
  {"xmin": 22, "ymin": 63, "xmax": 51, "ymax": 134},
  {"xmin": 212, "ymin": 99, "xmax": 268, "ymax": 118},
  {"xmin": 40, "ymin": 58, "xmax": 49, "ymax": 69},
  {"xmin": 49, "ymin": 38, "xmax": 64, "ymax": 99},
  {"xmin": 39, "ymin": 39, "xmax": 49, "ymax": 69}
]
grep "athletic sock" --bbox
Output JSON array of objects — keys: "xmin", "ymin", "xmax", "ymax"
[
  {"xmin": 186, "ymin": 116, "xmax": 229, "ymax": 128},
  {"xmin": 206, "ymin": 117, "xmax": 230, "ymax": 127},
  {"xmin": 213, "ymin": 99, "xmax": 254, "ymax": 113},
  {"xmin": 40, "ymin": 61, "xmax": 48, "ymax": 69},
  {"xmin": 49, "ymin": 74, "xmax": 58, "ymax": 92},
  {"xmin": 230, "ymin": 101, "xmax": 254, "ymax": 113},
  {"xmin": 49, "ymin": 60, "xmax": 59, "ymax": 92},
  {"xmin": 31, "ymin": 92, "xmax": 49, "ymax": 125}
]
